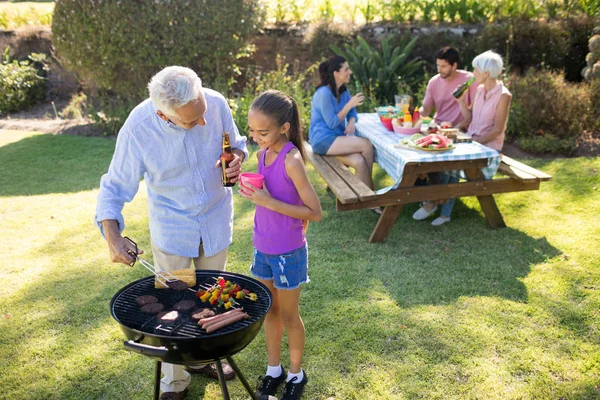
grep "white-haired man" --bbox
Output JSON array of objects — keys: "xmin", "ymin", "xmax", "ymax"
[{"xmin": 95, "ymin": 66, "xmax": 248, "ymax": 400}]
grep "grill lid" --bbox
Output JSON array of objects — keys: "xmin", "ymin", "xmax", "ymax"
[{"xmin": 111, "ymin": 271, "xmax": 271, "ymax": 340}]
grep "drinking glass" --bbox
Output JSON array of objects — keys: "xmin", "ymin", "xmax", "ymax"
[{"xmin": 394, "ymin": 94, "xmax": 412, "ymax": 113}]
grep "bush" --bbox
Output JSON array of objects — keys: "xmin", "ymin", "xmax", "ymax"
[
  {"xmin": 230, "ymin": 56, "xmax": 316, "ymax": 138},
  {"xmin": 331, "ymin": 33, "xmax": 424, "ymax": 105},
  {"xmin": 52, "ymin": 0, "xmax": 263, "ymax": 101},
  {"xmin": 304, "ymin": 20, "xmax": 353, "ymax": 60},
  {"xmin": 478, "ymin": 17, "xmax": 598, "ymax": 81},
  {"xmin": 506, "ymin": 69, "xmax": 590, "ymax": 155},
  {"xmin": 0, "ymin": 49, "xmax": 47, "ymax": 115}
]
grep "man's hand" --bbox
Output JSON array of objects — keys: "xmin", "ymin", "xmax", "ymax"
[
  {"xmin": 108, "ymin": 236, "xmax": 143, "ymax": 266},
  {"xmin": 101, "ymin": 220, "xmax": 143, "ymax": 266},
  {"xmin": 215, "ymin": 151, "xmax": 244, "ymax": 183}
]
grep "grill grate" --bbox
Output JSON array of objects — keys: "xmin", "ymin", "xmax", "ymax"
[{"xmin": 112, "ymin": 272, "xmax": 271, "ymax": 339}]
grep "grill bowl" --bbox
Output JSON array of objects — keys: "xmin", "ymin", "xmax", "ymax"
[{"xmin": 110, "ymin": 270, "xmax": 272, "ymax": 364}]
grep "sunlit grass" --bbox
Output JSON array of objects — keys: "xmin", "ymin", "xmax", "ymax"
[
  {"xmin": 0, "ymin": 2, "xmax": 53, "ymax": 29},
  {"xmin": 0, "ymin": 130, "xmax": 599, "ymax": 399}
]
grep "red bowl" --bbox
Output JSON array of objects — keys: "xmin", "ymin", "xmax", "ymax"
[{"xmin": 379, "ymin": 116, "xmax": 394, "ymax": 131}]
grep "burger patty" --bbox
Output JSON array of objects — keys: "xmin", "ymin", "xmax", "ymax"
[
  {"xmin": 140, "ymin": 303, "xmax": 164, "ymax": 314},
  {"xmin": 166, "ymin": 280, "xmax": 189, "ymax": 291},
  {"xmin": 136, "ymin": 295, "xmax": 158, "ymax": 307},
  {"xmin": 191, "ymin": 308, "xmax": 216, "ymax": 320},
  {"xmin": 173, "ymin": 300, "xmax": 196, "ymax": 311}
]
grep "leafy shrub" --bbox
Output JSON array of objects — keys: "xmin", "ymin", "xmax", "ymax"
[
  {"xmin": 506, "ymin": 69, "xmax": 590, "ymax": 155},
  {"xmin": 479, "ymin": 20, "xmax": 570, "ymax": 74},
  {"xmin": 304, "ymin": 20, "xmax": 353, "ymax": 60},
  {"xmin": 0, "ymin": 49, "xmax": 47, "ymax": 115},
  {"xmin": 331, "ymin": 33, "xmax": 424, "ymax": 105},
  {"xmin": 52, "ymin": 0, "xmax": 262, "ymax": 101},
  {"xmin": 230, "ymin": 56, "xmax": 316, "ymax": 138},
  {"xmin": 410, "ymin": 28, "xmax": 480, "ymax": 76},
  {"xmin": 478, "ymin": 17, "xmax": 597, "ymax": 81}
]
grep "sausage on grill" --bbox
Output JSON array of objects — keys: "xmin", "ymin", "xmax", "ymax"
[{"xmin": 205, "ymin": 312, "xmax": 250, "ymax": 333}]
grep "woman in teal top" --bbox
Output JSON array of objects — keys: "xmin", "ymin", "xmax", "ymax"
[{"xmin": 309, "ymin": 56, "xmax": 375, "ymax": 189}]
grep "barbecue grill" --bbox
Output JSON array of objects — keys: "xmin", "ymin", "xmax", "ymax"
[{"xmin": 110, "ymin": 270, "xmax": 272, "ymax": 400}]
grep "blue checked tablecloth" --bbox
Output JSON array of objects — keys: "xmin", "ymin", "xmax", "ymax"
[{"xmin": 355, "ymin": 113, "xmax": 501, "ymax": 193}]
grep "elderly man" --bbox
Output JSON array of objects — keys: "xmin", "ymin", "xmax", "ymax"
[{"xmin": 95, "ymin": 66, "xmax": 248, "ymax": 400}]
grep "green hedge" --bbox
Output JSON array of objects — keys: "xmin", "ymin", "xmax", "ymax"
[
  {"xmin": 52, "ymin": 0, "xmax": 262, "ymax": 101},
  {"xmin": 0, "ymin": 51, "xmax": 46, "ymax": 115},
  {"xmin": 230, "ymin": 57, "xmax": 315, "ymax": 138},
  {"xmin": 506, "ymin": 69, "xmax": 592, "ymax": 155}
]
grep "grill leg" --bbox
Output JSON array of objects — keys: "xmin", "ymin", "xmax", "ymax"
[
  {"xmin": 215, "ymin": 362, "xmax": 231, "ymax": 400},
  {"xmin": 226, "ymin": 357, "xmax": 259, "ymax": 400},
  {"xmin": 154, "ymin": 361, "xmax": 162, "ymax": 400}
]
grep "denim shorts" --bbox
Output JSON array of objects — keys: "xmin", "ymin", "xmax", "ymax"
[
  {"xmin": 250, "ymin": 245, "xmax": 309, "ymax": 290},
  {"xmin": 310, "ymin": 135, "xmax": 338, "ymax": 155}
]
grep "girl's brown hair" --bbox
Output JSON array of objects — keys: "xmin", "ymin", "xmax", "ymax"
[{"xmin": 250, "ymin": 90, "xmax": 305, "ymax": 161}]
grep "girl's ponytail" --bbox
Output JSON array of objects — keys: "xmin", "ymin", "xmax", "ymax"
[{"xmin": 287, "ymin": 96, "xmax": 305, "ymax": 161}]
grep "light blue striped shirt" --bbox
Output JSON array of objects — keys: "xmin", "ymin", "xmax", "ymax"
[{"xmin": 95, "ymin": 88, "xmax": 248, "ymax": 257}]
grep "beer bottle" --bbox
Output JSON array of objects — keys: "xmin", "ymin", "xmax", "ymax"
[
  {"xmin": 220, "ymin": 132, "xmax": 235, "ymax": 187},
  {"xmin": 452, "ymin": 77, "xmax": 475, "ymax": 99}
]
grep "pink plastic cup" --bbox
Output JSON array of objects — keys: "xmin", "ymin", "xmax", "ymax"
[{"xmin": 239, "ymin": 172, "xmax": 264, "ymax": 189}]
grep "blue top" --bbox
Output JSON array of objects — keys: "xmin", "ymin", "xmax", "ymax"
[
  {"xmin": 94, "ymin": 89, "xmax": 248, "ymax": 257},
  {"xmin": 308, "ymin": 86, "xmax": 358, "ymax": 151}
]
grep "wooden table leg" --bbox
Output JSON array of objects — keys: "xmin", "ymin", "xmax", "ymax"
[
  {"xmin": 368, "ymin": 171, "xmax": 418, "ymax": 243},
  {"xmin": 464, "ymin": 168, "xmax": 506, "ymax": 228},
  {"xmin": 369, "ymin": 204, "xmax": 404, "ymax": 243}
]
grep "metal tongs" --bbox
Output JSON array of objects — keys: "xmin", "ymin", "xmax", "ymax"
[{"xmin": 124, "ymin": 237, "xmax": 181, "ymax": 289}]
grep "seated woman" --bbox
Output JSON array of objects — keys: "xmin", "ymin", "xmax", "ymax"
[
  {"xmin": 309, "ymin": 56, "xmax": 375, "ymax": 190},
  {"xmin": 413, "ymin": 50, "xmax": 512, "ymax": 226}
]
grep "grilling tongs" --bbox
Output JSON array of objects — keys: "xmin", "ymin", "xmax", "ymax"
[{"xmin": 124, "ymin": 236, "xmax": 181, "ymax": 289}]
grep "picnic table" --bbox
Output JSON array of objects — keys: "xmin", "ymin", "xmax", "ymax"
[{"xmin": 305, "ymin": 113, "xmax": 551, "ymax": 243}]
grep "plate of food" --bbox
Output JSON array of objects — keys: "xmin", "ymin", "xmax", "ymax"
[{"xmin": 396, "ymin": 133, "xmax": 455, "ymax": 152}]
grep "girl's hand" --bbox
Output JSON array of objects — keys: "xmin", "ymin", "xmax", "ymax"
[
  {"xmin": 348, "ymin": 93, "xmax": 364, "ymax": 108},
  {"xmin": 302, "ymin": 220, "xmax": 309, "ymax": 234},
  {"xmin": 344, "ymin": 119, "xmax": 356, "ymax": 135},
  {"xmin": 238, "ymin": 181, "xmax": 272, "ymax": 207}
]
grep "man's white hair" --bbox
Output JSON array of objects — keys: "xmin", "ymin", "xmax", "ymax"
[
  {"xmin": 148, "ymin": 66, "xmax": 203, "ymax": 116},
  {"xmin": 472, "ymin": 51, "xmax": 504, "ymax": 79}
]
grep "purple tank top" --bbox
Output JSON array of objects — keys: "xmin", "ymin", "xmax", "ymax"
[{"xmin": 254, "ymin": 142, "xmax": 306, "ymax": 255}]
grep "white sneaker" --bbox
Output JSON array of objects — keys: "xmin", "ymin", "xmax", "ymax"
[
  {"xmin": 412, "ymin": 205, "xmax": 438, "ymax": 220},
  {"xmin": 431, "ymin": 216, "xmax": 451, "ymax": 226}
]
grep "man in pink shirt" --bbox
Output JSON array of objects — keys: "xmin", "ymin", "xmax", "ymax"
[{"xmin": 419, "ymin": 47, "xmax": 477, "ymax": 130}]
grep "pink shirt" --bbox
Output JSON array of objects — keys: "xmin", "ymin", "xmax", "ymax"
[
  {"xmin": 423, "ymin": 70, "xmax": 477, "ymax": 127},
  {"xmin": 468, "ymin": 82, "xmax": 511, "ymax": 152}
]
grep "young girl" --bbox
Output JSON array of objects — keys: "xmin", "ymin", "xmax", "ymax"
[{"xmin": 239, "ymin": 90, "xmax": 322, "ymax": 400}]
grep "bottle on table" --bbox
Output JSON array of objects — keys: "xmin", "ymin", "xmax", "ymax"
[
  {"xmin": 402, "ymin": 110, "xmax": 413, "ymax": 128},
  {"xmin": 452, "ymin": 77, "xmax": 475, "ymax": 99},
  {"xmin": 221, "ymin": 132, "xmax": 235, "ymax": 187}
]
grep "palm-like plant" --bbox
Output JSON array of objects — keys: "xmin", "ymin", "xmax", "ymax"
[{"xmin": 330, "ymin": 33, "xmax": 424, "ymax": 105}]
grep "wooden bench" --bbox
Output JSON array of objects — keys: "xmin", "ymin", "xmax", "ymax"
[{"xmin": 304, "ymin": 142, "xmax": 551, "ymax": 242}]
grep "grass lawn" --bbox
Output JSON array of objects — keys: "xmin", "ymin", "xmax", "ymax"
[
  {"xmin": 0, "ymin": 130, "xmax": 599, "ymax": 399},
  {"xmin": 0, "ymin": 2, "xmax": 53, "ymax": 29}
]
